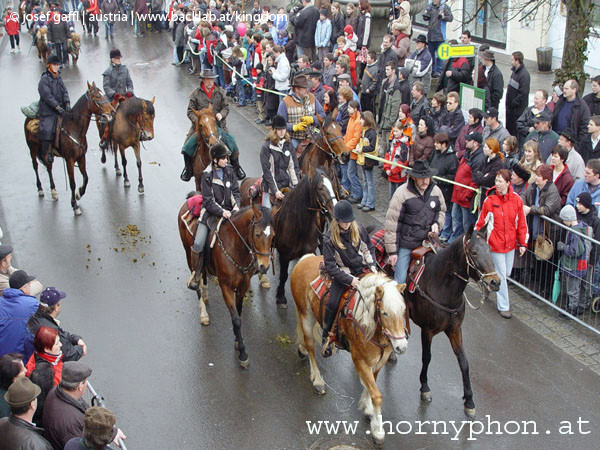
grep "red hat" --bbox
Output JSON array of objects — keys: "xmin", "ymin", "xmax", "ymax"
[{"xmin": 344, "ymin": 25, "xmax": 354, "ymax": 35}]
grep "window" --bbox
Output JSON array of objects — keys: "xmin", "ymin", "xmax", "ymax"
[{"xmin": 463, "ymin": 0, "xmax": 509, "ymax": 48}]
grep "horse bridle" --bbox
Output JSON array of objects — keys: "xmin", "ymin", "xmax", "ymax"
[
  {"xmin": 85, "ymin": 90, "xmax": 113, "ymax": 120},
  {"xmin": 307, "ymin": 126, "xmax": 342, "ymax": 161},
  {"xmin": 454, "ymin": 234, "xmax": 498, "ymax": 283}
]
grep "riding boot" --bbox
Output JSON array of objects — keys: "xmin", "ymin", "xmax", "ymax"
[
  {"xmin": 41, "ymin": 141, "xmax": 53, "ymax": 165},
  {"xmin": 187, "ymin": 251, "xmax": 203, "ymax": 290},
  {"xmin": 229, "ymin": 153, "xmax": 246, "ymax": 180},
  {"xmin": 180, "ymin": 154, "xmax": 193, "ymax": 182},
  {"xmin": 321, "ymin": 305, "xmax": 338, "ymax": 358},
  {"xmin": 99, "ymin": 123, "xmax": 109, "ymax": 150}
]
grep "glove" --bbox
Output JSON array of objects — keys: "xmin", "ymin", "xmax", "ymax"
[
  {"xmin": 126, "ymin": 92, "xmax": 133, "ymax": 98},
  {"xmin": 56, "ymin": 105, "xmax": 65, "ymax": 114},
  {"xmin": 292, "ymin": 122, "xmax": 308, "ymax": 132},
  {"xmin": 65, "ymin": 104, "xmax": 71, "ymax": 112},
  {"xmin": 113, "ymin": 93, "xmax": 121, "ymax": 101},
  {"xmin": 300, "ymin": 115, "xmax": 314, "ymax": 125},
  {"xmin": 556, "ymin": 242, "xmax": 565, "ymax": 251}
]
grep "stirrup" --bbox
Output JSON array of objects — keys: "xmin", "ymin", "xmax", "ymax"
[
  {"xmin": 235, "ymin": 165, "xmax": 246, "ymax": 180},
  {"xmin": 187, "ymin": 271, "xmax": 199, "ymax": 290}
]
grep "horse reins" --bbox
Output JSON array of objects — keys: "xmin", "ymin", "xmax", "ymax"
[{"xmin": 307, "ymin": 126, "xmax": 342, "ymax": 161}]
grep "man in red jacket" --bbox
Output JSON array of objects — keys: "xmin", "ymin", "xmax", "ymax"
[{"xmin": 4, "ymin": 7, "xmax": 20, "ymax": 53}]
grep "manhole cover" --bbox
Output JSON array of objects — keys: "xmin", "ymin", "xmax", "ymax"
[{"xmin": 309, "ymin": 437, "xmax": 372, "ymax": 450}]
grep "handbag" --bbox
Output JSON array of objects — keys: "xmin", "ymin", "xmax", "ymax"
[{"xmin": 534, "ymin": 221, "xmax": 554, "ymax": 261}]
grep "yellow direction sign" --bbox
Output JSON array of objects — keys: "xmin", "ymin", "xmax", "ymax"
[{"xmin": 437, "ymin": 44, "xmax": 476, "ymax": 60}]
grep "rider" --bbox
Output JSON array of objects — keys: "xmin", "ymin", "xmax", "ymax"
[
  {"xmin": 181, "ymin": 69, "xmax": 246, "ymax": 182},
  {"xmin": 38, "ymin": 54, "xmax": 70, "ymax": 165},
  {"xmin": 276, "ymin": 74, "xmax": 326, "ymax": 152},
  {"xmin": 188, "ymin": 143, "xmax": 241, "ymax": 290},
  {"xmin": 99, "ymin": 48, "xmax": 134, "ymax": 150},
  {"xmin": 321, "ymin": 200, "xmax": 377, "ymax": 357},
  {"xmin": 259, "ymin": 115, "xmax": 300, "ymax": 208}
]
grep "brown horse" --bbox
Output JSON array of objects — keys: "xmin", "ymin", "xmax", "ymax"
[
  {"xmin": 374, "ymin": 225, "xmax": 500, "ymax": 418},
  {"xmin": 188, "ymin": 106, "xmax": 221, "ymax": 191},
  {"xmin": 24, "ymin": 82, "xmax": 114, "ymax": 215},
  {"xmin": 291, "ymin": 254, "xmax": 408, "ymax": 446},
  {"xmin": 99, "ymin": 97, "xmax": 155, "ymax": 193},
  {"xmin": 36, "ymin": 27, "xmax": 50, "ymax": 65},
  {"xmin": 67, "ymin": 33, "xmax": 81, "ymax": 65},
  {"xmin": 177, "ymin": 201, "xmax": 275, "ymax": 367}
]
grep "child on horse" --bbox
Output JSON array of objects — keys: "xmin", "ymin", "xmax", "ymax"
[
  {"xmin": 321, "ymin": 200, "xmax": 377, "ymax": 357},
  {"xmin": 188, "ymin": 143, "xmax": 241, "ymax": 290}
]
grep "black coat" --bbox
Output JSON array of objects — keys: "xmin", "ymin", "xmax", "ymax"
[
  {"xmin": 516, "ymin": 105, "xmax": 550, "ymax": 144},
  {"xmin": 484, "ymin": 64, "xmax": 504, "ymax": 110},
  {"xmin": 505, "ymin": 64, "xmax": 530, "ymax": 115},
  {"xmin": 290, "ymin": 5, "xmax": 319, "ymax": 48},
  {"xmin": 551, "ymin": 95, "xmax": 591, "ymax": 145},
  {"xmin": 48, "ymin": 20, "xmax": 71, "ymax": 44},
  {"xmin": 375, "ymin": 47, "xmax": 398, "ymax": 89},
  {"xmin": 429, "ymin": 147, "xmax": 458, "ymax": 203},
  {"xmin": 435, "ymin": 57, "xmax": 472, "ymax": 94},
  {"xmin": 323, "ymin": 225, "xmax": 376, "ymax": 286},
  {"xmin": 473, "ymin": 155, "xmax": 504, "ymax": 191},
  {"xmin": 398, "ymin": 78, "xmax": 411, "ymax": 106},
  {"xmin": 583, "ymin": 93, "xmax": 600, "ymax": 117},
  {"xmin": 355, "ymin": 12, "xmax": 372, "ymax": 48},
  {"xmin": 42, "ymin": 386, "xmax": 87, "ymax": 450},
  {"xmin": 579, "ymin": 133, "xmax": 600, "ymax": 163},
  {"xmin": 0, "ymin": 416, "xmax": 53, "ymax": 450},
  {"xmin": 27, "ymin": 311, "xmax": 83, "ymax": 362},
  {"xmin": 260, "ymin": 140, "xmax": 299, "ymax": 194},
  {"xmin": 199, "ymin": 164, "xmax": 241, "ymax": 225},
  {"xmin": 38, "ymin": 70, "xmax": 70, "ymax": 141},
  {"xmin": 330, "ymin": 12, "xmax": 345, "ymax": 46},
  {"xmin": 440, "ymin": 108, "xmax": 465, "ymax": 145}
]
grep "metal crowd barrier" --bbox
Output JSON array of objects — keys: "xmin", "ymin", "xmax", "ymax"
[
  {"xmin": 85, "ymin": 381, "xmax": 128, "ymax": 450},
  {"xmin": 508, "ymin": 214, "xmax": 600, "ymax": 336}
]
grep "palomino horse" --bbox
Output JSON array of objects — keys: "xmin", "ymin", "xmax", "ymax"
[
  {"xmin": 376, "ymin": 225, "xmax": 500, "ymax": 417},
  {"xmin": 190, "ymin": 107, "xmax": 221, "ymax": 191},
  {"xmin": 67, "ymin": 33, "xmax": 81, "ymax": 65},
  {"xmin": 299, "ymin": 115, "xmax": 349, "ymax": 199},
  {"xmin": 290, "ymin": 254, "xmax": 408, "ymax": 446},
  {"xmin": 99, "ymin": 97, "xmax": 155, "ymax": 193},
  {"xmin": 36, "ymin": 27, "xmax": 50, "ymax": 64},
  {"xmin": 272, "ymin": 167, "xmax": 337, "ymax": 307},
  {"xmin": 24, "ymin": 82, "xmax": 114, "ymax": 215},
  {"xmin": 177, "ymin": 201, "xmax": 275, "ymax": 367}
]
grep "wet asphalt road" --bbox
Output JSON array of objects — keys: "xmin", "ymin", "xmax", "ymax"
[{"xmin": 0, "ymin": 23, "xmax": 599, "ymax": 450}]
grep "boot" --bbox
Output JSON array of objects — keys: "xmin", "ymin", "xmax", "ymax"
[
  {"xmin": 230, "ymin": 153, "xmax": 246, "ymax": 180},
  {"xmin": 180, "ymin": 154, "xmax": 193, "ymax": 182},
  {"xmin": 99, "ymin": 124, "xmax": 109, "ymax": 150},
  {"xmin": 321, "ymin": 306, "xmax": 337, "ymax": 358},
  {"xmin": 187, "ymin": 251, "xmax": 203, "ymax": 290},
  {"xmin": 41, "ymin": 142, "xmax": 53, "ymax": 165}
]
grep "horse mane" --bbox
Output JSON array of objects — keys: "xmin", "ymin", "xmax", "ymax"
[
  {"xmin": 426, "ymin": 232, "xmax": 466, "ymax": 276},
  {"xmin": 64, "ymin": 92, "xmax": 88, "ymax": 120},
  {"xmin": 120, "ymin": 97, "xmax": 155, "ymax": 117},
  {"xmin": 280, "ymin": 166, "xmax": 327, "ymax": 222},
  {"xmin": 322, "ymin": 114, "xmax": 334, "ymax": 131},
  {"xmin": 353, "ymin": 273, "xmax": 404, "ymax": 340},
  {"xmin": 232, "ymin": 205, "xmax": 272, "ymax": 227}
]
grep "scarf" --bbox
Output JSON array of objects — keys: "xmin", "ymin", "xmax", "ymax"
[{"xmin": 202, "ymin": 83, "xmax": 214, "ymax": 99}]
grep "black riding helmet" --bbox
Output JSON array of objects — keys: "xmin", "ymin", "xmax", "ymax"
[
  {"xmin": 272, "ymin": 115, "xmax": 287, "ymax": 130},
  {"xmin": 47, "ymin": 55, "xmax": 61, "ymax": 65},
  {"xmin": 333, "ymin": 200, "xmax": 355, "ymax": 223},
  {"xmin": 210, "ymin": 143, "xmax": 229, "ymax": 160}
]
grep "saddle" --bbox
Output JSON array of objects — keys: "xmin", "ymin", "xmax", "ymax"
[{"xmin": 407, "ymin": 233, "xmax": 443, "ymax": 294}]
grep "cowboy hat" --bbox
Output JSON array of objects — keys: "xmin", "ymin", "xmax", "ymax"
[
  {"xmin": 410, "ymin": 160, "xmax": 438, "ymax": 179},
  {"xmin": 199, "ymin": 69, "xmax": 218, "ymax": 79}
]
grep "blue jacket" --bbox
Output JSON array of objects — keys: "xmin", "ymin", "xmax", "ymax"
[
  {"xmin": 315, "ymin": 19, "xmax": 332, "ymax": 48},
  {"xmin": 0, "ymin": 289, "xmax": 38, "ymax": 358},
  {"xmin": 566, "ymin": 179, "xmax": 600, "ymax": 210}
]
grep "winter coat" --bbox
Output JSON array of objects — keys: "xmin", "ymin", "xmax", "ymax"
[
  {"xmin": 429, "ymin": 146, "xmax": 459, "ymax": 203},
  {"xmin": 398, "ymin": 78, "xmax": 411, "ymax": 106},
  {"xmin": 505, "ymin": 64, "xmax": 531, "ymax": 117},
  {"xmin": 516, "ymin": 105, "xmax": 550, "ymax": 144},
  {"xmin": 577, "ymin": 208, "xmax": 600, "ymax": 263},
  {"xmin": 410, "ymin": 134, "xmax": 434, "ymax": 166},
  {"xmin": 429, "ymin": 108, "xmax": 446, "ymax": 133},
  {"xmin": 435, "ymin": 57, "xmax": 471, "ymax": 94},
  {"xmin": 483, "ymin": 64, "xmax": 504, "ymax": 110},
  {"xmin": 451, "ymin": 146, "xmax": 485, "ymax": 208},
  {"xmin": 315, "ymin": 18, "xmax": 332, "ymax": 48},
  {"xmin": 566, "ymin": 178, "xmax": 600, "ymax": 210},
  {"xmin": 174, "ymin": 21, "xmax": 186, "ymax": 46},
  {"xmin": 391, "ymin": 4, "xmax": 411, "ymax": 36},
  {"xmin": 482, "ymin": 122, "xmax": 510, "ymax": 148},
  {"xmin": 330, "ymin": 12, "xmax": 345, "ymax": 46},
  {"xmin": 101, "ymin": 0, "xmax": 119, "ymax": 22},
  {"xmin": 422, "ymin": 2, "xmax": 453, "ymax": 42},
  {"xmin": 378, "ymin": 77, "xmax": 402, "ymax": 130},
  {"xmin": 524, "ymin": 129, "xmax": 559, "ymax": 162},
  {"xmin": 560, "ymin": 222, "xmax": 590, "ymax": 275},
  {"xmin": 552, "ymin": 165, "xmax": 574, "ymax": 206},
  {"xmin": 260, "ymin": 139, "xmax": 299, "ymax": 194},
  {"xmin": 48, "ymin": 20, "xmax": 70, "ymax": 44},
  {"xmin": 323, "ymin": 64, "xmax": 336, "ymax": 89},
  {"xmin": 546, "ymin": 149, "xmax": 585, "ymax": 180},
  {"xmin": 337, "ymin": 102, "xmax": 350, "ymax": 133},
  {"xmin": 551, "ymin": 95, "xmax": 591, "ymax": 145},
  {"xmin": 27, "ymin": 311, "xmax": 83, "ymax": 362},
  {"xmin": 356, "ymin": 12, "xmax": 371, "ymax": 48},
  {"xmin": 42, "ymin": 386, "xmax": 88, "ymax": 450},
  {"xmin": 523, "ymin": 181, "xmax": 562, "ymax": 224},
  {"xmin": 385, "ymin": 178, "xmax": 446, "ymax": 252},
  {"xmin": 407, "ymin": 47, "xmax": 432, "ymax": 90},
  {"xmin": 583, "ymin": 93, "xmax": 600, "ymax": 117},
  {"xmin": 323, "ymin": 225, "xmax": 377, "ymax": 286},
  {"xmin": 272, "ymin": 53, "xmax": 291, "ymax": 92},
  {"xmin": 384, "ymin": 137, "xmax": 410, "ymax": 183},
  {"xmin": 410, "ymin": 95, "xmax": 430, "ymax": 128},
  {"xmin": 392, "ymin": 36, "xmax": 410, "ymax": 67},
  {"xmin": 134, "ymin": 0, "xmax": 148, "ymax": 14},
  {"xmin": 361, "ymin": 62, "xmax": 378, "ymax": 95},
  {"xmin": 473, "ymin": 155, "xmax": 504, "ymax": 192},
  {"xmin": 440, "ymin": 108, "xmax": 465, "ymax": 145},
  {"xmin": 375, "ymin": 47, "xmax": 398, "ymax": 89},
  {"xmin": 198, "ymin": 164, "xmax": 240, "ymax": 226},
  {"xmin": 187, "ymin": 83, "xmax": 229, "ymax": 133},
  {"xmin": 345, "ymin": 110, "xmax": 362, "ymax": 158},
  {"xmin": 0, "ymin": 416, "xmax": 53, "ymax": 450},
  {"xmin": 4, "ymin": 13, "xmax": 19, "ymax": 35},
  {"xmin": 37, "ymin": 70, "xmax": 70, "ymax": 141},
  {"xmin": 102, "ymin": 63, "xmax": 134, "ymax": 100},
  {"xmin": 475, "ymin": 185, "xmax": 528, "ymax": 253},
  {"xmin": 455, "ymin": 122, "xmax": 484, "ymax": 160},
  {"xmin": 360, "ymin": 128, "xmax": 378, "ymax": 169},
  {"xmin": 311, "ymin": 83, "xmax": 326, "ymax": 107},
  {"xmin": 0, "ymin": 288, "xmax": 38, "ymax": 358},
  {"xmin": 290, "ymin": 5, "xmax": 319, "ymax": 48},
  {"xmin": 579, "ymin": 133, "xmax": 600, "ymax": 163}
]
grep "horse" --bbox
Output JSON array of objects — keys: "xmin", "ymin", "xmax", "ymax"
[
  {"xmin": 67, "ymin": 33, "xmax": 81, "ymax": 65},
  {"xmin": 36, "ymin": 27, "xmax": 50, "ymax": 65},
  {"xmin": 272, "ymin": 167, "xmax": 338, "ymax": 307},
  {"xmin": 177, "ymin": 200, "xmax": 275, "ymax": 367},
  {"xmin": 290, "ymin": 254, "xmax": 408, "ymax": 446},
  {"xmin": 299, "ymin": 115, "xmax": 349, "ymax": 199},
  {"xmin": 189, "ymin": 107, "xmax": 221, "ymax": 191},
  {"xmin": 99, "ymin": 97, "xmax": 155, "ymax": 193},
  {"xmin": 374, "ymin": 225, "xmax": 500, "ymax": 417},
  {"xmin": 24, "ymin": 82, "xmax": 114, "ymax": 215}
]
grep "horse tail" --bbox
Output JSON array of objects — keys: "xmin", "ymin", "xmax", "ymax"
[
  {"xmin": 298, "ymin": 253, "xmax": 316, "ymax": 264},
  {"xmin": 186, "ymin": 190, "xmax": 201, "ymax": 199}
]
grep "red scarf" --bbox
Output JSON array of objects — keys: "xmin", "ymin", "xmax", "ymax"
[
  {"xmin": 202, "ymin": 83, "xmax": 214, "ymax": 99},
  {"xmin": 26, "ymin": 351, "xmax": 64, "ymax": 386}
]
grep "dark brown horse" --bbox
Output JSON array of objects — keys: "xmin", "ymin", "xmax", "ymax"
[
  {"xmin": 272, "ymin": 167, "xmax": 338, "ymax": 307},
  {"xmin": 24, "ymin": 82, "xmax": 114, "ymax": 215},
  {"xmin": 177, "ymin": 201, "xmax": 275, "ymax": 367},
  {"xmin": 375, "ymin": 225, "xmax": 500, "ymax": 417},
  {"xmin": 99, "ymin": 97, "xmax": 155, "ymax": 193},
  {"xmin": 189, "ymin": 107, "xmax": 221, "ymax": 191}
]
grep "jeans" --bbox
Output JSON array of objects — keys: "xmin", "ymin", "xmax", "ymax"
[
  {"xmin": 389, "ymin": 182, "xmax": 401, "ymax": 199},
  {"xmin": 104, "ymin": 22, "xmax": 114, "ymax": 38},
  {"xmin": 54, "ymin": 43, "xmax": 67, "ymax": 64},
  {"xmin": 394, "ymin": 247, "xmax": 413, "ymax": 284},
  {"xmin": 428, "ymin": 40, "xmax": 444, "ymax": 74},
  {"xmin": 9, "ymin": 34, "xmax": 20, "ymax": 49},
  {"xmin": 71, "ymin": 0, "xmax": 79, "ymax": 10},
  {"xmin": 451, "ymin": 203, "xmax": 475, "ymax": 243},
  {"xmin": 193, "ymin": 223, "xmax": 209, "ymax": 253},
  {"xmin": 441, "ymin": 208, "xmax": 453, "ymax": 240},
  {"xmin": 347, "ymin": 159, "xmax": 363, "ymax": 201},
  {"xmin": 262, "ymin": 192, "xmax": 272, "ymax": 208},
  {"xmin": 236, "ymin": 81, "xmax": 246, "ymax": 105},
  {"xmin": 215, "ymin": 65, "xmax": 225, "ymax": 87},
  {"xmin": 360, "ymin": 168, "xmax": 375, "ymax": 208},
  {"xmin": 490, "ymin": 251, "xmax": 515, "ymax": 311},
  {"xmin": 291, "ymin": 138, "xmax": 301, "ymax": 152},
  {"xmin": 339, "ymin": 163, "xmax": 351, "ymax": 194}
]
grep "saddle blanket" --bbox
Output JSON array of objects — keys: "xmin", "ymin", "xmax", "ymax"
[
  {"xmin": 186, "ymin": 194, "xmax": 203, "ymax": 217},
  {"xmin": 310, "ymin": 274, "xmax": 360, "ymax": 319}
]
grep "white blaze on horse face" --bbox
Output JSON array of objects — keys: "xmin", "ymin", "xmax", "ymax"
[
  {"xmin": 322, "ymin": 177, "xmax": 337, "ymax": 206},
  {"xmin": 263, "ymin": 225, "xmax": 271, "ymax": 237}
]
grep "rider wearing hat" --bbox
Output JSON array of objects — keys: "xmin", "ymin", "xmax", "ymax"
[
  {"xmin": 181, "ymin": 69, "xmax": 246, "ymax": 182},
  {"xmin": 37, "ymin": 54, "xmax": 70, "ymax": 165},
  {"xmin": 188, "ymin": 143, "xmax": 241, "ymax": 290},
  {"xmin": 321, "ymin": 200, "xmax": 377, "ymax": 357},
  {"xmin": 385, "ymin": 160, "xmax": 446, "ymax": 284},
  {"xmin": 99, "ymin": 48, "xmax": 134, "ymax": 150},
  {"xmin": 276, "ymin": 74, "xmax": 325, "ymax": 151},
  {"xmin": 259, "ymin": 115, "xmax": 300, "ymax": 208}
]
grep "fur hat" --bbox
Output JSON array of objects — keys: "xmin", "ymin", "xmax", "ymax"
[
  {"xmin": 512, "ymin": 164, "xmax": 530, "ymax": 183},
  {"xmin": 84, "ymin": 407, "xmax": 118, "ymax": 447}
]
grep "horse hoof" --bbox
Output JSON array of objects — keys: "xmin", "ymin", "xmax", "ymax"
[
  {"xmin": 364, "ymin": 414, "xmax": 372, "ymax": 424},
  {"xmin": 239, "ymin": 357, "xmax": 250, "ymax": 369},
  {"xmin": 276, "ymin": 297, "xmax": 288, "ymax": 309},
  {"xmin": 124, "ymin": 180, "xmax": 131, "ymax": 188},
  {"xmin": 277, "ymin": 302, "xmax": 288, "ymax": 309},
  {"xmin": 313, "ymin": 384, "xmax": 326, "ymax": 395},
  {"xmin": 464, "ymin": 407, "xmax": 476, "ymax": 418},
  {"xmin": 387, "ymin": 352, "xmax": 397, "ymax": 364},
  {"xmin": 116, "ymin": 169, "xmax": 122, "ymax": 177},
  {"xmin": 51, "ymin": 190, "xmax": 58, "ymax": 201},
  {"xmin": 38, "ymin": 190, "xmax": 44, "ymax": 198},
  {"xmin": 138, "ymin": 186, "xmax": 144, "ymax": 194},
  {"xmin": 100, "ymin": 154, "xmax": 106, "ymax": 164},
  {"xmin": 371, "ymin": 435, "xmax": 385, "ymax": 449},
  {"xmin": 259, "ymin": 278, "xmax": 271, "ymax": 289},
  {"xmin": 73, "ymin": 207, "xmax": 82, "ymax": 216},
  {"xmin": 420, "ymin": 391, "xmax": 432, "ymax": 403},
  {"xmin": 200, "ymin": 315, "xmax": 210, "ymax": 326},
  {"xmin": 297, "ymin": 349, "xmax": 307, "ymax": 360}
]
